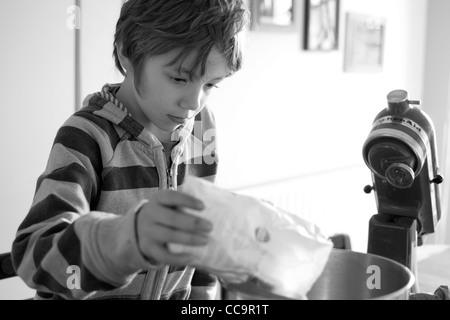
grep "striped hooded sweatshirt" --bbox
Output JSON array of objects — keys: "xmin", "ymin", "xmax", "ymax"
[{"xmin": 11, "ymin": 84, "xmax": 219, "ymax": 300}]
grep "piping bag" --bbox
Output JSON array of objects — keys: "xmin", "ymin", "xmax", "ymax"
[{"xmin": 169, "ymin": 176, "xmax": 333, "ymax": 300}]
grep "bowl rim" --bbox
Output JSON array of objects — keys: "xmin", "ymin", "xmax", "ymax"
[{"xmin": 222, "ymin": 249, "xmax": 416, "ymax": 300}]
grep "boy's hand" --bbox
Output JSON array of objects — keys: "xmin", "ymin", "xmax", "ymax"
[{"xmin": 136, "ymin": 190, "xmax": 212, "ymax": 266}]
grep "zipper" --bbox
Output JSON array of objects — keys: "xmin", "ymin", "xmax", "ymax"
[
  {"xmin": 162, "ymin": 148, "xmax": 175, "ymax": 190},
  {"xmin": 140, "ymin": 146, "xmax": 172, "ymax": 299},
  {"xmin": 167, "ymin": 168, "xmax": 174, "ymax": 190},
  {"xmin": 151, "ymin": 266, "xmax": 169, "ymax": 299},
  {"xmin": 141, "ymin": 265, "xmax": 169, "ymax": 299}
]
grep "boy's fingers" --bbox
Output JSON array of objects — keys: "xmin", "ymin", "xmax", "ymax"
[
  {"xmin": 151, "ymin": 225, "xmax": 209, "ymax": 246},
  {"xmin": 151, "ymin": 244, "xmax": 194, "ymax": 266},
  {"xmin": 157, "ymin": 190, "xmax": 204, "ymax": 210},
  {"xmin": 150, "ymin": 207, "xmax": 213, "ymax": 233}
]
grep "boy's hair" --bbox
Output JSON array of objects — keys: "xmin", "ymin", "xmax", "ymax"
[{"xmin": 113, "ymin": 0, "xmax": 250, "ymax": 92}]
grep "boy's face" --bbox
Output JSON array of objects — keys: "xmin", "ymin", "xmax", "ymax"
[{"xmin": 128, "ymin": 47, "xmax": 229, "ymax": 138}]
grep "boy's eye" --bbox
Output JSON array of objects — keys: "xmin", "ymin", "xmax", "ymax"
[
  {"xmin": 171, "ymin": 77, "xmax": 187, "ymax": 84},
  {"xmin": 205, "ymin": 83, "xmax": 219, "ymax": 90}
]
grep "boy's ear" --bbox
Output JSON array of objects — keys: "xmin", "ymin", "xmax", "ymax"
[{"xmin": 116, "ymin": 45, "xmax": 133, "ymax": 73}]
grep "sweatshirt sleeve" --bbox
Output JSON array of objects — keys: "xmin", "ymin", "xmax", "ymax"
[{"xmin": 11, "ymin": 115, "xmax": 152, "ymax": 299}]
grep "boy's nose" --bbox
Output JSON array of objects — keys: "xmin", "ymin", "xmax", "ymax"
[{"xmin": 179, "ymin": 87, "xmax": 203, "ymax": 111}]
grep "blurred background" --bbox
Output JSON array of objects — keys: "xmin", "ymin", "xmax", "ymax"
[{"xmin": 1, "ymin": 0, "xmax": 450, "ymax": 299}]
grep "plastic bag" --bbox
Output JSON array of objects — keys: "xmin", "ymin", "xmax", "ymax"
[{"xmin": 169, "ymin": 176, "xmax": 333, "ymax": 299}]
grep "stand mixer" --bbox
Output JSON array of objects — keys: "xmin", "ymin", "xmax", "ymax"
[{"xmin": 362, "ymin": 89, "xmax": 444, "ymax": 293}]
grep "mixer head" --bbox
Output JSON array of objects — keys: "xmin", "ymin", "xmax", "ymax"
[{"xmin": 362, "ymin": 90, "xmax": 443, "ymax": 239}]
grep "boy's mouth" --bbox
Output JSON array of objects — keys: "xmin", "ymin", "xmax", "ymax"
[{"xmin": 168, "ymin": 114, "xmax": 189, "ymax": 125}]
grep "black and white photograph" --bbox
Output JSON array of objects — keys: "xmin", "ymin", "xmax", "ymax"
[
  {"xmin": 250, "ymin": 0, "xmax": 296, "ymax": 31},
  {"xmin": 304, "ymin": 0, "xmax": 340, "ymax": 51},
  {"xmin": 1, "ymin": 0, "xmax": 450, "ymax": 304},
  {"xmin": 344, "ymin": 13, "xmax": 386, "ymax": 72}
]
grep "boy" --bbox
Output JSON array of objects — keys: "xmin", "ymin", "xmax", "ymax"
[{"xmin": 11, "ymin": 0, "xmax": 249, "ymax": 300}]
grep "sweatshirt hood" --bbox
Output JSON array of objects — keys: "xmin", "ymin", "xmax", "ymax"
[{"xmin": 81, "ymin": 84, "xmax": 194, "ymax": 151}]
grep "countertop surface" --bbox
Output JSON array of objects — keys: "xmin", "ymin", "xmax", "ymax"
[{"xmin": 416, "ymin": 244, "xmax": 450, "ymax": 294}]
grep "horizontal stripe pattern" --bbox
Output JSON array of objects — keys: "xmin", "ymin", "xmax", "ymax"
[
  {"xmin": 104, "ymin": 140, "xmax": 156, "ymax": 169},
  {"xmin": 12, "ymin": 85, "xmax": 218, "ymax": 300},
  {"xmin": 53, "ymin": 126, "xmax": 103, "ymax": 179},
  {"xmin": 34, "ymin": 179, "xmax": 90, "ymax": 215},
  {"xmin": 19, "ymin": 194, "xmax": 80, "ymax": 232},
  {"xmin": 38, "ymin": 144, "xmax": 99, "ymax": 201},
  {"xmin": 65, "ymin": 114, "xmax": 119, "ymax": 163},
  {"xmin": 95, "ymin": 188, "xmax": 158, "ymax": 216},
  {"xmin": 58, "ymin": 224, "xmax": 117, "ymax": 293},
  {"xmin": 102, "ymin": 166, "xmax": 161, "ymax": 191}
]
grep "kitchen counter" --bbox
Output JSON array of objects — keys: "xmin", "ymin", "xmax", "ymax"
[{"xmin": 416, "ymin": 244, "xmax": 450, "ymax": 294}]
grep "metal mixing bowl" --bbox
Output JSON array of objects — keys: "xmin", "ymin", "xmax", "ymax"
[{"xmin": 223, "ymin": 249, "xmax": 415, "ymax": 300}]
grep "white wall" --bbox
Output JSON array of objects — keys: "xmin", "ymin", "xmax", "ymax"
[
  {"xmin": 78, "ymin": 0, "xmax": 124, "ymax": 103},
  {"xmin": 0, "ymin": 0, "xmax": 77, "ymax": 299},
  {"xmin": 422, "ymin": 0, "xmax": 450, "ymax": 245},
  {"xmin": 209, "ymin": 0, "xmax": 430, "ymax": 252},
  {"xmin": 212, "ymin": 0, "xmax": 428, "ymax": 189},
  {"xmin": 0, "ymin": 0, "xmax": 446, "ymax": 300}
]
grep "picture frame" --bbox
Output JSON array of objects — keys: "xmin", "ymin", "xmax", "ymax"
[
  {"xmin": 249, "ymin": 0, "xmax": 296, "ymax": 32},
  {"xmin": 343, "ymin": 13, "xmax": 386, "ymax": 72},
  {"xmin": 304, "ymin": 0, "xmax": 340, "ymax": 51}
]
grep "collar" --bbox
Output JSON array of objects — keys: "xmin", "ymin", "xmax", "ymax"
[{"xmin": 96, "ymin": 84, "xmax": 194, "ymax": 160}]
